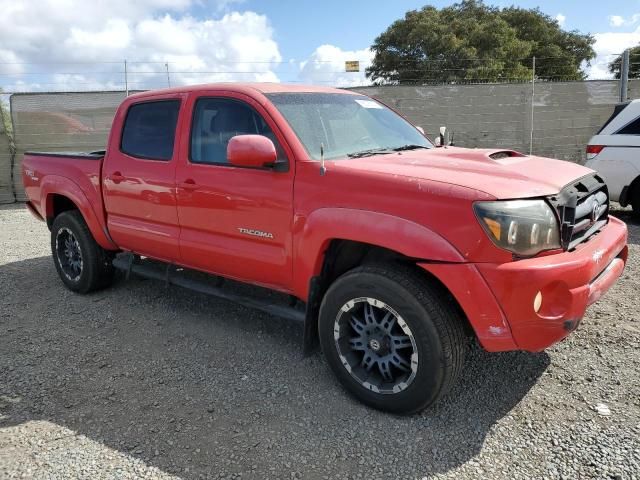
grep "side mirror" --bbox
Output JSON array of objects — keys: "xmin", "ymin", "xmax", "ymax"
[{"xmin": 227, "ymin": 135, "xmax": 277, "ymax": 168}]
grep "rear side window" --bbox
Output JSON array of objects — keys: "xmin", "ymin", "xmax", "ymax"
[
  {"xmin": 615, "ymin": 116, "xmax": 640, "ymax": 135},
  {"xmin": 598, "ymin": 102, "xmax": 629, "ymax": 134},
  {"xmin": 121, "ymin": 100, "xmax": 180, "ymax": 160}
]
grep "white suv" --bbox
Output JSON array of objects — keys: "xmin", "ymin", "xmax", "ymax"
[{"xmin": 586, "ymin": 99, "xmax": 640, "ymax": 216}]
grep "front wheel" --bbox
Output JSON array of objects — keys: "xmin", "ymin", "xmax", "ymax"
[
  {"xmin": 51, "ymin": 211, "xmax": 115, "ymax": 293},
  {"xmin": 318, "ymin": 264, "xmax": 467, "ymax": 414}
]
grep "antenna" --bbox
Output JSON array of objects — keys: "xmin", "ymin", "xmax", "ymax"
[{"xmin": 320, "ymin": 143, "xmax": 326, "ymax": 176}]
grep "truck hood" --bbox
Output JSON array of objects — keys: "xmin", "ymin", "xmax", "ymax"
[{"xmin": 333, "ymin": 147, "xmax": 593, "ymax": 199}]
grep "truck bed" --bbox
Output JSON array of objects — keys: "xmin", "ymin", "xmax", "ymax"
[
  {"xmin": 22, "ymin": 150, "xmax": 108, "ymax": 240},
  {"xmin": 25, "ymin": 150, "xmax": 106, "ymax": 160}
]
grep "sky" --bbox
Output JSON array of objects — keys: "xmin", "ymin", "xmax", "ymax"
[{"xmin": 1, "ymin": 0, "xmax": 640, "ymax": 92}]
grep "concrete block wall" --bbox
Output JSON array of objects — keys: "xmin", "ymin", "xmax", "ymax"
[
  {"xmin": 354, "ymin": 83, "xmax": 530, "ymax": 154},
  {"xmin": 353, "ymin": 80, "xmax": 636, "ymax": 162}
]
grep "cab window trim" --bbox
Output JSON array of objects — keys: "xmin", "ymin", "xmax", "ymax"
[
  {"xmin": 119, "ymin": 99, "xmax": 181, "ymax": 161},
  {"xmin": 188, "ymin": 96, "xmax": 289, "ymax": 170}
]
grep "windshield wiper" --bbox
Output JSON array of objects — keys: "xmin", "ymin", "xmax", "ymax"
[
  {"xmin": 392, "ymin": 144, "xmax": 430, "ymax": 152},
  {"xmin": 347, "ymin": 148, "xmax": 394, "ymax": 158}
]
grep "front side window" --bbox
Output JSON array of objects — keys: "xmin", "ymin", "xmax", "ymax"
[
  {"xmin": 190, "ymin": 97, "xmax": 284, "ymax": 165},
  {"xmin": 266, "ymin": 93, "xmax": 432, "ymax": 160},
  {"xmin": 121, "ymin": 100, "xmax": 180, "ymax": 160}
]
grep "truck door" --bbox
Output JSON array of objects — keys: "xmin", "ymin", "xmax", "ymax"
[
  {"xmin": 175, "ymin": 93, "xmax": 294, "ymax": 291},
  {"xmin": 103, "ymin": 96, "xmax": 184, "ymax": 263}
]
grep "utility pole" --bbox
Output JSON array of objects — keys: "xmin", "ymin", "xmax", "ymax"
[
  {"xmin": 124, "ymin": 60, "xmax": 129, "ymax": 97},
  {"xmin": 529, "ymin": 56, "xmax": 535, "ymax": 155},
  {"xmin": 620, "ymin": 49, "xmax": 630, "ymax": 103}
]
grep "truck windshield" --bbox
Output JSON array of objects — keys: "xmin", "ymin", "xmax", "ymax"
[{"xmin": 266, "ymin": 93, "xmax": 433, "ymax": 160}]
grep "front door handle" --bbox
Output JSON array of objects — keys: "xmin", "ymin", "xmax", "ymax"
[
  {"xmin": 110, "ymin": 171, "xmax": 125, "ymax": 184},
  {"xmin": 178, "ymin": 179, "xmax": 199, "ymax": 190}
]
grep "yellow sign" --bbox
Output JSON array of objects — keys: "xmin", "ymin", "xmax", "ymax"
[{"xmin": 345, "ymin": 61, "xmax": 360, "ymax": 72}]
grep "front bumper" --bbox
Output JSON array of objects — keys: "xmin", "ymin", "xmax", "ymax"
[{"xmin": 420, "ymin": 217, "xmax": 628, "ymax": 352}]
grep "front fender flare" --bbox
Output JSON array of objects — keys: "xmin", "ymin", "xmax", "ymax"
[{"xmin": 292, "ymin": 208, "xmax": 464, "ymax": 299}]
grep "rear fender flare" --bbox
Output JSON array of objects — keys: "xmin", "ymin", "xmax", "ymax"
[{"xmin": 41, "ymin": 175, "xmax": 117, "ymax": 250}]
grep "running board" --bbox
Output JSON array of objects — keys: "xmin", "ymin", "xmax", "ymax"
[{"xmin": 112, "ymin": 254, "xmax": 305, "ymax": 324}]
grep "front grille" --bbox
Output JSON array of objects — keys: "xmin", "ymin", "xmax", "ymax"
[{"xmin": 547, "ymin": 174, "xmax": 609, "ymax": 251}]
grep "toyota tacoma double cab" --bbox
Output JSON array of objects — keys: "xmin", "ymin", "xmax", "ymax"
[{"xmin": 22, "ymin": 83, "xmax": 628, "ymax": 414}]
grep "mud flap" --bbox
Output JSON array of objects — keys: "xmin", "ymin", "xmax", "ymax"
[{"xmin": 303, "ymin": 276, "xmax": 323, "ymax": 356}]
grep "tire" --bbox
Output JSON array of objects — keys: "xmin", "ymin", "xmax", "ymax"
[
  {"xmin": 318, "ymin": 263, "xmax": 466, "ymax": 414},
  {"xmin": 51, "ymin": 210, "xmax": 114, "ymax": 293},
  {"xmin": 632, "ymin": 185, "xmax": 640, "ymax": 218}
]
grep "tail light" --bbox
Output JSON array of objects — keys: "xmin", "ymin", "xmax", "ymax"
[{"xmin": 586, "ymin": 145, "xmax": 604, "ymax": 160}]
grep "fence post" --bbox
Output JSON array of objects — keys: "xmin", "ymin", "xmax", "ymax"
[
  {"xmin": 165, "ymin": 63, "xmax": 171, "ymax": 87},
  {"xmin": 620, "ymin": 49, "xmax": 630, "ymax": 103},
  {"xmin": 529, "ymin": 56, "xmax": 535, "ymax": 155},
  {"xmin": 0, "ymin": 102, "xmax": 16, "ymax": 203},
  {"xmin": 124, "ymin": 60, "xmax": 129, "ymax": 96}
]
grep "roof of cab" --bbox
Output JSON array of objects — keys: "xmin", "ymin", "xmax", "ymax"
[{"xmin": 127, "ymin": 82, "xmax": 360, "ymax": 100}]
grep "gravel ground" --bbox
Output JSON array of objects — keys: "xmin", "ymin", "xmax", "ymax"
[{"xmin": 0, "ymin": 203, "xmax": 639, "ymax": 480}]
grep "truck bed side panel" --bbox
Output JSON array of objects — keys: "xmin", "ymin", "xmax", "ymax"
[{"xmin": 22, "ymin": 152, "xmax": 117, "ymax": 250}]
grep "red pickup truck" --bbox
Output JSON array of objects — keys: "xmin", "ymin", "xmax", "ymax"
[{"xmin": 22, "ymin": 83, "xmax": 628, "ymax": 414}]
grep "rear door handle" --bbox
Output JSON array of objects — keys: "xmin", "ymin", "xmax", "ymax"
[
  {"xmin": 110, "ymin": 171, "xmax": 125, "ymax": 183},
  {"xmin": 178, "ymin": 179, "xmax": 199, "ymax": 190}
]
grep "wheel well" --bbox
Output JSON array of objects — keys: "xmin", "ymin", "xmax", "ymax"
[
  {"xmin": 626, "ymin": 175, "xmax": 640, "ymax": 207},
  {"xmin": 320, "ymin": 240, "xmax": 412, "ymax": 286},
  {"xmin": 303, "ymin": 240, "xmax": 474, "ymax": 354},
  {"xmin": 47, "ymin": 194, "xmax": 79, "ymax": 229}
]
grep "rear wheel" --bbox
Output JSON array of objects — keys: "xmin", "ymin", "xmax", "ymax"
[
  {"xmin": 632, "ymin": 184, "xmax": 640, "ymax": 218},
  {"xmin": 51, "ymin": 211, "xmax": 114, "ymax": 293},
  {"xmin": 318, "ymin": 264, "xmax": 466, "ymax": 414}
]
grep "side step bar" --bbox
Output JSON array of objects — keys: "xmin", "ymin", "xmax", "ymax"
[{"xmin": 112, "ymin": 254, "xmax": 305, "ymax": 324}]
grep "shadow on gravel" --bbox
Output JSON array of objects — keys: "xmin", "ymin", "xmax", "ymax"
[
  {"xmin": 610, "ymin": 209, "xmax": 640, "ymax": 245},
  {"xmin": 0, "ymin": 256, "xmax": 549, "ymax": 479}
]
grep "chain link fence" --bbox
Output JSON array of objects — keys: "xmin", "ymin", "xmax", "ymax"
[
  {"xmin": 0, "ymin": 54, "xmax": 636, "ymax": 203},
  {"xmin": 0, "ymin": 106, "xmax": 15, "ymax": 204},
  {"xmin": 9, "ymin": 91, "xmax": 128, "ymax": 201}
]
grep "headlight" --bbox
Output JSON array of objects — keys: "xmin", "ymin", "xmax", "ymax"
[{"xmin": 473, "ymin": 199, "xmax": 560, "ymax": 257}]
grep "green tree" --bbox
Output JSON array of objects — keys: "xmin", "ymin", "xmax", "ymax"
[
  {"xmin": 366, "ymin": 0, "xmax": 595, "ymax": 84},
  {"xmin": 0, "ymin": 94, "xmax": 12, "ymax": 137},
  {"xmin": 609, "ymin": 46, "xmax": 640, "ymax": 79}
]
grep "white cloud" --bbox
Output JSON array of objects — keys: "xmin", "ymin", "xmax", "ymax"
[
  {"xmin": 556, "ymin": 13, "xmax": 566, "ymax": 27},
  {"xmin": 610, "ymin": 15, "xmax": 625, "ymax": 27},
  {"xmin": 66, "ymin": 19, "xmax": 133, "ymax": 51},
  {"xmin": 607, "ymin": 13, "xmax": 640, "ymax": 28},
  {"xmin": 215, "ymin": 0, "xmax": 246, "ymax": 11},
  {"xmin": 298, "ymin": 45, "xmax": 374, "ymax": 87},
  {"xmin": 0, "ymin": 0, "xmax": 281, "ymax": 92},
  {"xmin": 0, "ymin": 1, "xmax": 377, "ymax": 92},
  {"xmin": 586, "ymin": 29, "xmax": 640, "ymax": 79}
]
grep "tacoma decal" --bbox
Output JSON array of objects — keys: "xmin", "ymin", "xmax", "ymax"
[{"xmin": 238, "ymin": 227, "xmax": 274, "ymax": 239}]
